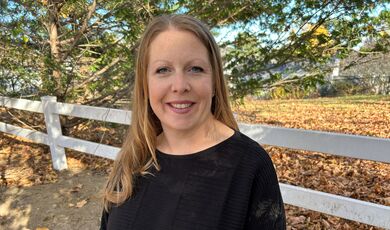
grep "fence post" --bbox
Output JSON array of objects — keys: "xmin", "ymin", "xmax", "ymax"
[{"xmin": 41, "ymin": 96, "xmax": 68, "ymax": 170}]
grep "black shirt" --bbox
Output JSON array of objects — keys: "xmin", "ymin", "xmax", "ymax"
[{"xmin": 100, "ymin": 131, "xmax": 286, "ymax": 230}]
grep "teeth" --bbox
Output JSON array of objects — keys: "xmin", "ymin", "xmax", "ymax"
[{"xmin": 171, "ymin": 103, "xmax": 192, "ymax": 109}]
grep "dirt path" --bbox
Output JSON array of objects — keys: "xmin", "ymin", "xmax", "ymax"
[{"xmin": 0, "ymin": 169, "xmax": 108, "ymax": 230}]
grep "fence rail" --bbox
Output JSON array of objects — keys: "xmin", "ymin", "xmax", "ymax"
[{"xmin": 1, "ymin": 96, "xmax": 390, "ymax": 228}]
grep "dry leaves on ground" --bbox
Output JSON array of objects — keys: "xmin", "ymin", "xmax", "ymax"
[
  {"xmin": 233, "ymin": 96, "xmax": 390, "ymax": 229},
  {"xmin": 1, "ymin": 95, "xmax": 389, "ymax": 229}
]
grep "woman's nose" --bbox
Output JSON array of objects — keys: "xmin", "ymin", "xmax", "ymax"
[{"xmin": 171, "ymin": 71, "xmax": 191, "ymax": 93}]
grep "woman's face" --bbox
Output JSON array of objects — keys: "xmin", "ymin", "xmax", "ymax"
[{"xmin": 147, "ymin": 28, "xmax": 214, "ymax": 134}]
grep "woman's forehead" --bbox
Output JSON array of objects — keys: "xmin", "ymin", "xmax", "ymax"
[{"xmin": 147, "ymin": 29, "xmax": 210, "ymax": 65}]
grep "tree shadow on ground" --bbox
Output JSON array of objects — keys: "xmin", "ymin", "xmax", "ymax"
[
  {"xmin": 0, "ymin": 133, "xmax": 110, "ymax": 229},
  {"xmin": 0, "ymin": 169, "xmax": 107, "ymax": 230}
]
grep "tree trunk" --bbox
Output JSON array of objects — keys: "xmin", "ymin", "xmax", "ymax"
[{"xmin": 48, "ymin": 1, "xmax": 63, "ymax": 101}]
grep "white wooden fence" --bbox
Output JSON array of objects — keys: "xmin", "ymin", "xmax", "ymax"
[{"xmin": 1, "ymin": 96, "xmax": 390, "ymax": 228}]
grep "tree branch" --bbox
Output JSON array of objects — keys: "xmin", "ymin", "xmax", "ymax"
[
  {"xmin": 62, "ymin": 0, "xmax": 97, "ymax": 60},
  {"xmin": 74, "ymin": 57, "xmax": 121, "ymax": 90}
]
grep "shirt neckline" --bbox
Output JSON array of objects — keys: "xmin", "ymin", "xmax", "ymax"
[{"xmin": 156, "ymin": 130, "xmax": 238, "ymax": 160}]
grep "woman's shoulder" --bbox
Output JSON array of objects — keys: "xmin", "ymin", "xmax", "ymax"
[
  {"xmin": 225, "ymin": 130, "xmax": 274, "ymax": 170},
  {"xmin": 228, "ymin": 130, "xmax": 268, "ymax": 156}
]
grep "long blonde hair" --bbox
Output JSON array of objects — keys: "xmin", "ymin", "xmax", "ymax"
[{"xmin": 103, "ymin": 14, "xmax": 238, "ymax": 211}]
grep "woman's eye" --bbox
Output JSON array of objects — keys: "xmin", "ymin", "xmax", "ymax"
[
  {"xmin": 189, "ymin": 66, "xmax": 204, "ymax": 73},
  {"xmin": 156, "ymin": 67, "xmax": 169, "ymax": 74}
]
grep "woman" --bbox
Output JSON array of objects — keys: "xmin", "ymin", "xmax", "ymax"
[{"xmin": 101, "ymin": 14, "xmax": 286, "ymax": 230}]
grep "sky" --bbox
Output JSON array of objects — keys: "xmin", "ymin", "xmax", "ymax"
[{"xmin": 214, "ymin": 2, "xmax": 390, "ymax": 44}]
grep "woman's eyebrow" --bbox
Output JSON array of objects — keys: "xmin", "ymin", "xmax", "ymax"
[
  {"xmin": 149, "ymin": 58, "xmax": 210, "ymax": 67},
  {"xmin": 149, "ymin": 60, "xmax": 172, "ymax": 67},
  {"xmin": 186, "ymin": 59, "xmax": 211, "ymax": 67},
  {"xmin": 151, "ymin": 59, "xmax": 170, "ymax": 64}
]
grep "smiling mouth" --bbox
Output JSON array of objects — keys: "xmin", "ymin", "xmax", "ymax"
[{"xmin": 168, "ymin": 103, "xmax": 194, "ymax": 109}]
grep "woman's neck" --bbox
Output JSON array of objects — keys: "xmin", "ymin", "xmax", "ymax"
[{"xmin": 157, "ymin": 118, "xmax": 233, "ymax": 155}]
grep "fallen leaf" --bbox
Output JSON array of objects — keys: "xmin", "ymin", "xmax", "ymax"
[
  {"xmin": 384, "ymin": 197, "xmax": 390, "ymax": 206},
  {"xmin": 343, "ymin": 222, "xmax": 352, "ymax": 229},
  {"xmin": 76, "ymin": 199, "xmax": 88, "ymax": 208},
  {"xmin": 321, "ymin": 219, "xmax": 330, "ymax": 228},
  {"xmin": 69, "ymin": 183, "xmax": 83, "ymax": 193},
  {"xmin": 290, "ymin": 215, "xmax": 306, "ymax": 225}
]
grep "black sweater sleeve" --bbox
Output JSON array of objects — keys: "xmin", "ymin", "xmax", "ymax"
[{"xmin": 244, "ymin": 148, "xmax": 286, "ymax": 230}]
